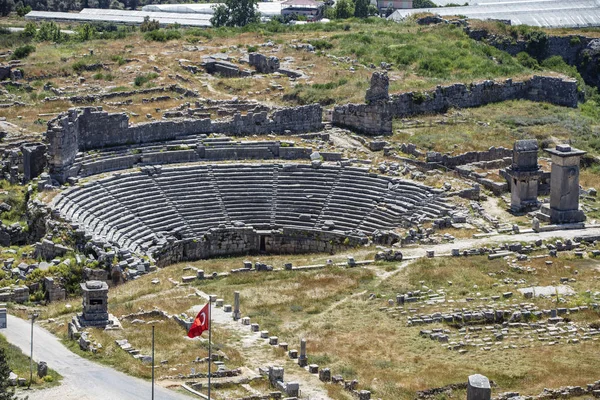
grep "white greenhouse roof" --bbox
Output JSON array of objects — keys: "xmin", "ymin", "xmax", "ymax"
[
  {"xmin": 142, "ymin": 2, "xmax": 286, "ymax": 17},
  {"xmin": 25, "ymin": 9, "xmax": 212, "ymax": 27},
  {"xmin": 390, "ymin": 0, "xmax": 600, "ymax": 28}
]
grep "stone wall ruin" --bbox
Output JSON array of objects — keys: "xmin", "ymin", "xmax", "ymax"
[
  {"xmin": 332, "ymin": 75, "xmax": 578, "ymax": 136},
  {"xmin": 46, "ymin": 104, "xmax": 323, "ymax": 183}
]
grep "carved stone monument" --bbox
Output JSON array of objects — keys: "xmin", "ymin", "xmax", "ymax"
[
  {"xmin": 79, "ymin": 280, "xmax": 110, "ymax": 327},
  {"xmin": 506, "ymin": 140, "xmax": 541, "ymax": 212},
  {"xmin": 539, "ymin": 144, "xmax": 586, "ymax": 224}
]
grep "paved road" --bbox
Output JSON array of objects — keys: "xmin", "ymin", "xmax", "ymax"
[
  {"xmin": 400, "ymin": 226, "xmax": 600, "ymax": 258},
  {"xmin": 1, "ymin": 314, "xmax": 190, "ymax": 400}
]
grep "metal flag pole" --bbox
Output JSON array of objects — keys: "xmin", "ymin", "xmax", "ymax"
[
  {"xmin": 28, "ymin": 312, "xmax": 38, "ymax": 390},
  {"xmin": 152, "ymin": 325, "xmax": 155, "ymax": 400},
  {"xmin": 208, "ymin": 300, "xmax": 212, "ymax": 400}
]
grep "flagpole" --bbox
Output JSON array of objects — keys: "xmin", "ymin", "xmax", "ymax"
[
  {"xmin": 208, "ymin": 300, "xmax": 212, "ymax": 400},
  {"xmin": 151, "ymin": 325, "xmax": 155, "ymax": 400}
]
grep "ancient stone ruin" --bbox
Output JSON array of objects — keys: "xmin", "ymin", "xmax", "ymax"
[
  {"xmin": 506, "ymin": 139, "xmax": 542, "ymax": 212},
  {"xmin": 46, "ymin": 105, "xmax": 323, "ymax": 183},
  {"xmin": 79, "ymin": 280, "xmax": 110, "ymax": 327},
  {"xmin": 538, "ymin": 144, "xmax": 586, "ymax": 224},
  {"xmin": 332, "ymin": 74, "xmax": 578, "ymax": 136},
  {"xmin": 249, "ymin": 53, "xmax": 280, "ymax": 74},
  {"xmin": 52, "ymin": 163, "xmax": 451, "ymax": 266}
]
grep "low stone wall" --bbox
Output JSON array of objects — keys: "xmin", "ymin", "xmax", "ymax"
[
  {"xmin": 0, "ymin": 286, "xmax": 29, "ymax": 303},
  {"xmin": 331, "ymin": 75, "xmax": 578, "ymax": 136},
  {"xmin": 427, "ymin": 147, "xmax": 513, "ymax": 168},
  {"xmin": 390, "ymin": 75, "xmax": 578, "ymax": 117},
  {"xmin": 153, "ymin": 226, "xmax": 367, "ymax": 267},
  {"xmin": 46, "ymin": 104, "xmax": 323, "ymax": 183}
]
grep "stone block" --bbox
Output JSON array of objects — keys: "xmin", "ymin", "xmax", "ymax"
[{"xmin": 467, "ymin": 374, "xmax": 491, "ymax": 400}]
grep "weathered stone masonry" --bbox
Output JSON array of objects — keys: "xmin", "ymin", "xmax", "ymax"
[
  {"xmin": 332, "ymin": 75, "xmax": 578, "ymax": 136},
  {"xmin": 46, "ymin": 104, "xmax": 323, "ymax": 183}
]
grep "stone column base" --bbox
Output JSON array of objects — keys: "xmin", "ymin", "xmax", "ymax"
[{"xmin": 538, "ymin": 205, "xmax": 586, "ymax": 224}]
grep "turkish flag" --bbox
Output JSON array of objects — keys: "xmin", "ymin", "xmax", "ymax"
[{"xmin": 188, "ymin": 303, "xmax": 210, "ymax": 338}]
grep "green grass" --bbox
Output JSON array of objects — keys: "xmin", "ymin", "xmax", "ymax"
[
  {"xmin": 0, "ymin": 333, "xmax": 61, "ymax": 387},
  {"xmin": 0, "ymin": 182, "xmax": 28, "ymax": 227},
  {"xmin": 390, "ymin": 99, "xmax": 600, "ymax": 156}
]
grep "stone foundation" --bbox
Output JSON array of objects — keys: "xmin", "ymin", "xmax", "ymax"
[{"xmin": 153, "ymin": 226, "xmax": 368, "ymax": 267}]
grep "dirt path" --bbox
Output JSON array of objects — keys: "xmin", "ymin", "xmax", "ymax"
[{"xmin": 191, "ymin": 291, "xmax": 333, "ymax": 400}]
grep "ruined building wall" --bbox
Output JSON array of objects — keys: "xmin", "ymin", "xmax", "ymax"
[
  {"xmin": 152, "ymin": 227, "xmax": 366, "ymax": 267},
  {"xmin": 331, "ymin": 75, "xmax": 578, "ymax": 136},
  {"xmin": 47, "ymin": 105, "xmax": 323, "ymax": 182}
]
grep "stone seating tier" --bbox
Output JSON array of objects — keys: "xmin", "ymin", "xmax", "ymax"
[{"xmin": 53, "ymin": 163, "xmax": 450, "ymax": 254}]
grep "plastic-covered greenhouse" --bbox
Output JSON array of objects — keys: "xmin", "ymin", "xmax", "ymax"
[
  {"xmin": 389, "ymin": 0, "xmax": 600, "ymax": 28},
  {"xmin": 25, "ymin": 1, "xmax": 286, "ymax": 27},
  {"xmin": 25, "ymin": 9, "xmax": 213, "ymax": 27},
  {"xmin": 141, "ymin": 2, "xmax": 286, "ymax": 16}
]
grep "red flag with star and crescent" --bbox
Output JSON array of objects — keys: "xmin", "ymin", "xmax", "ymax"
[{"xmin": 188, "ymin": 303, "xmax": 210, "ymax": 338}]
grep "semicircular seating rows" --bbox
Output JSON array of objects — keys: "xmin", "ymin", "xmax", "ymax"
[{"xmin": 53, "ymin": 163, "xmax": 452, "ymax": 254}]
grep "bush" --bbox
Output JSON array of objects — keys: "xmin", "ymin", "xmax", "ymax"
[
  {"xmin": 570, "ymin": 36, "xmax": 581, "ymax": 46},
  {"xmin": 23, "ymin": 22, "xmax": 36, "ymax": 37},
  {"xmin": 35, "ymin": 21, "xmax": 66, "ymax": 43},
  {"xmin": 75, "ymin": 23, "xmax": 96, "ymax": 41},
  {"xmin": 11, "ymin": 44, "xmax": 35, "ymax": 60},
  {"xmin": 111, "ymin": 54, "xmax": 126, "ymax": 65},
  {"xmin": 140, "ymin": 16, "xmax": 159, "ymax": 32},
  {"xmin": 309, "ymin": 39, "xmax": 333, "ymax": 50},
  {"xmin": 134, "ymin": 72, "xmax": 158, "ymax": 86},
  {"xmin": 144, "ymin": 29, "xmax": 181, "ymax": 42},
  {"xmin": 516, "ymin": 51, "xmax": 539, "ymax": 69}
]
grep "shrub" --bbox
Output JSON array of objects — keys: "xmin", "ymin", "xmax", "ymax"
[
  {"xmin": 23, "ymin": 22, "xmax": 36, "ymax": 37},
  {"xmin": 144, "ymin": 29, "xmax": 181, "ymax": 42},
  {"xmin": 516, "ymin": 51, "xmax": 539, "ymax": 69},
  {"xmin": 309, "ymin": 39, "xmax": 333, "ymax": 50},
  {"xmin": 134, "ymin": 72, "xmax": 158, "ymax": 87},
  {"xmin": 75, "ymin": 23, "xmax": 96, "ymax": 41},
  {"xmin": 111, "ymin": 54, "xmax": 126, "ymax": 65},
  {"xmin": 247, "ymin": 45, "xmax": 258, "ymax": 52},
  {"xmin": 570, "ymin": 36, "xmax": 581, "ymax": 46},
  {"xmin": 140, "ymin": 16, "xmax": 160, "ymax": 32},
  {"xmin": 11, "ymin": 44, "xmax": 35, "ymax": 60},
  {"xmin": 524, "ymin": 30, "xmax": 548, "ymax": 59},
  {"xmin": 35, "ymin": 21, "xmax": 65, "ymax": 43}
]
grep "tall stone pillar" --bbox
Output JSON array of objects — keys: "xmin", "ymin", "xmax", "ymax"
[
  {"xmin": 233, "ymin": 291, "xmax": 241, "ymax": 321},
  {"xmin": 540, "ymin": 144, "xmax": 586, "ymax": 224},
  {"xmin": 506, "ymin": 140, "xmax": 541, "ymax": 212},
  {"xmin": 298, "ymin": 338, "xmax": 308, "ymax": 367}
]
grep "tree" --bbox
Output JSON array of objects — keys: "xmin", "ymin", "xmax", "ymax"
[
  {"xmin": 412, "ymin": 0, "xmax": 436, "ymax": 7},
  {"xmin": 0, "ymin": 347, "xmax": 17, "ymax": 400},
  {"xmin": 334, "ymin": 0, "xmax": 353, "ymax": 19},
  {"xmin": 210, "ymin": 4, "xmax": 229, "ymax": 27},
  {"xmin": 210, "ymin": 0, "xmax": 260, "ymax": 27},
  {"xmin": 0, "ymin": 0, "xmax": 15, "ymax": 16},
  {"xmin": 353, "ymin": 0, "xmax": 368, "ymax": 18}
]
